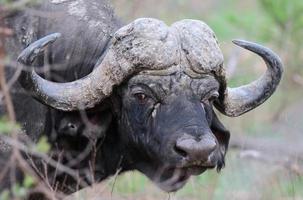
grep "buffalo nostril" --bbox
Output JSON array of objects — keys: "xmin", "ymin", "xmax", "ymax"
[
  {"xmin": 174, "ymin": 144, "xmax": 188, "ymax": 157},
  {"xmin": 175, "ymin": 136, "xmax": 217, "ymax": 161}
]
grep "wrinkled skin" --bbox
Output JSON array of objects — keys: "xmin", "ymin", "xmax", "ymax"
[
  {"xmin": 45, "ymin": 73, "xmax": 229, "ymax": 193},
  {"xmin": 115, "ymin": 73, "xmax": 229, "ymax": 191},
  {"xmin": 1, "ymin": 0, "xmax": 282, "ymax": 197}
]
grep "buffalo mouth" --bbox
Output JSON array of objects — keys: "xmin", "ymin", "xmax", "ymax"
[{"xmin": 151, "ymin": 165, "xmax": 209, "ymax": 192}]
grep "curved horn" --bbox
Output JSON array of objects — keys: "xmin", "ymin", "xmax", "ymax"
[
  {"xmin": 214, "ymin": 40, "xmax": 283, "ymax": 117},
  {"xmin": 18, "ymin": 33, "xmax": 130, "ymax": 111}
]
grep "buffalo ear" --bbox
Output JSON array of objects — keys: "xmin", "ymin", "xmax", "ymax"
[{"xmin": 210, "ymin": 110, "xmax": 230, "ymax": 157}]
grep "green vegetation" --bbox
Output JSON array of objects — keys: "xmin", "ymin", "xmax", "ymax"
[
  {"xmin": 0, "ymin": 174, "xmax": 37, "ymax": 200},
  {"xmin": 0, "ymin": 118, "xmax": 47, "ymax": 198},
  {"xmin": 0, "ymin": 118, "xmax": 19, "ymax": 135},
  {"xmin": 34, "ymin": 136, "xmax": 51, "ymax": 153},
  {"xmin": 0, "ymin": 0, "xmax": 14, "ymax": 4},
  {"xmin": 0, "ymin": 0, "xmax": 40, "ymax": 12},
  {"xmin": 108, "ymin": 150, "xmax": 303, "ymax": 199}
]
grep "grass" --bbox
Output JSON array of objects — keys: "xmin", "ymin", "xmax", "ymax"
[{"xmin": 105, "ymin": 150, "xmax": 303, "ymax": 200}]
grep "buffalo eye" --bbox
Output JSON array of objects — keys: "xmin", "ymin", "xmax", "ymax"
[
  {"xmin": 209, "ymin": 91, "xmax": 219, "ymax": 103},
  {"xmin": 134, "ymin": 93, "xmax": 148, "ymax": 104},
  {"xmin": 201, "ymin": 91, "xmax": 219, "ymax": 105}
]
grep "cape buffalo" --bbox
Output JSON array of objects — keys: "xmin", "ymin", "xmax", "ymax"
[{"xmin": 1, "ymin": 0, "xmax": 283, "ymax": 196}]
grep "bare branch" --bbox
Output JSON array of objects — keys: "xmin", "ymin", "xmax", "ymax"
[{"xmin": 0, "ymin": 134, "xmax": 89, "ymax": 188}]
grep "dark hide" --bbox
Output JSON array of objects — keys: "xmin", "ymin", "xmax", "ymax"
[{"xmin": 113, "ymin": 74, "xmax": 230, "ymax": 191}]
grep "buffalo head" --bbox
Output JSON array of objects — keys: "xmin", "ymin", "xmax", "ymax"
[{"xmin": 17, "ymin": 18, "xmax": 283, "ymax": 192}]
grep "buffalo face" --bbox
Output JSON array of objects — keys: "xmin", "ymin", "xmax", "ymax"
[{"xmin": 118, "ymin": 74, "xmax": 230, "ymax": 192}]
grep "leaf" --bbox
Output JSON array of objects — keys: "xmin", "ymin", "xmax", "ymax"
[
  {"xmin": 0, "ymin": 118, "xmax": 20, "ymax": 136},
  {"xmin": 35, "ymin": 136, "xmax": 51, "ymax": 153},
  {"xmin": 0, "ymin": 190, "xmax": 10, "ymax": 200},
  {"xmin": 12, "ymin": 183, "xmax": 27, "ymax": 198},
  {"xmin": 23, "ymin": 174, "xmax": 36, "ymax": 188}
]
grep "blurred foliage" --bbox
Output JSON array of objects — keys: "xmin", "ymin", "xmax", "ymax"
[
  {"xmin": 0, "ymin": 0, "xmax": 12, "ymax": 4},
  {"xmin": 0, "ymin": 0, "xmax": 40, "ymax": 12},
  {"xmin": 12, "ymin": 183, "xmax": 28, "ymax": 198},
  {"xmin": 205, "ymin": 1, "xmax": 275, "ymax": 42},
  {"xmin": 33, "ymin": 136, "xmax": 51, "ymax": 153},
  {"xmin": 0, "ymin": 174, "xmax": 36, "ymax": 200},
  {"xmin": 260, "ymin": 0, "xmax": 303, "ymax": 33},
  {"xmin": 0, "ymin": 190, "xmax": 10, "ymax": 200},
  {"xmin": 23, "ymin": 173, "xmax": 36, "ymax": 188},
  {"xmin": 259, "ymin": 0, "xmax": 303, "ymax": 77},
  {"xmin": 0, "ymin": 117, "xmax": 20, "ymax": 135}
]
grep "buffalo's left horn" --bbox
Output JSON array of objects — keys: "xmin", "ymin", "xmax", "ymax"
[
  {"xmin": 214, "ymin": 40, "xmax": 283, "ymax": 117},
  {"xmin": 18, "ymin": 33, "xmax": 133, "ymax": 111}
]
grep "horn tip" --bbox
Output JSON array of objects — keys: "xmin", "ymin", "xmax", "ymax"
[
  {"xmin": 42, "ymin": 32, "xmax": 62, "ymax": 45},
  {"xmin": 48, "ymin": 33, "xmax": 62, "ymax": 41},
  {"xmin": 17, "ymin": 33, "xmax": 62, "ymax": 64},
  {"xmin": 52, "ymin": 32, "xmax": 62, "ymax": 38},
  {"xmin": 232, "ymin": 39, "xmax": 249, "ymax": 47}
]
